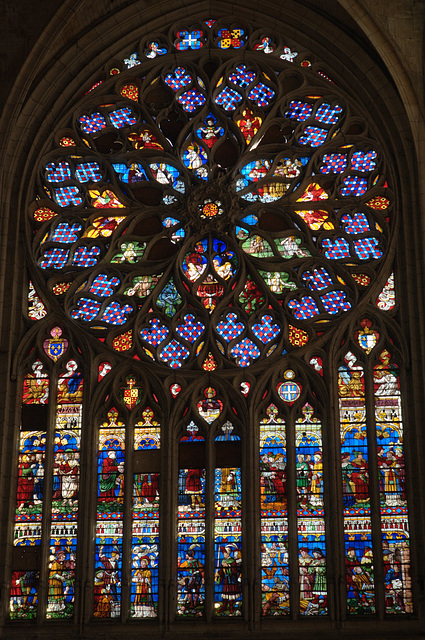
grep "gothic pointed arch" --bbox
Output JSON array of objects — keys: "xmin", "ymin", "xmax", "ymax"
[{"xmin": 1, "ymin": 2, "xmax": 425, "ymax": 638}]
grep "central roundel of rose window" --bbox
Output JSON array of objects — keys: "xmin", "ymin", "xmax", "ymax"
[{"xmin": 33, "ymin": 20, "xmax": 391, "ymax": 370}]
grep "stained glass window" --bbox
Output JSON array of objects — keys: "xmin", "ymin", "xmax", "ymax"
[{"xmin": 14, "ymin": 13, "xmax": 411, "ymax": 628}]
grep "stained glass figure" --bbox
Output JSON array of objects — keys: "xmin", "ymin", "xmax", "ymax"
[
  {"xmin": 214, "ymin": 423, "xmax": 242, "ymax": 616},
  {"xmin": 12, "ymin": 366, "xmax": 49, "ymax": 619},
  {"xmin": 183, "ymin": 142, "xmax": 207, "ymax": 173},
  {"xmin": 197, "ymin": 387, "xmax": 223, "ymax": 423},
  {"xmin": 260, "ymin": 405, "xmax": 289, "ymax": 615},
  {"xmin": 131, "ymin": 409, "xmax": 160, "ymax": 617},
  {"xmin": 374, "ymin": 352, "xmax": 412, "ymax": 613},
  {"xmin": 145, "ymin": 42, "xmax": 167, "ymax": 58},
  {"xmin": 295, "ymin": 404, "xmax": 327, "ymax": 615},
  {"xmin": 94, "ymin": 410, "xmax": 125, "ymax": 618},
  {"xmin": 339, "ymin": 353, "xmax": 375, "ymax": 614},
  {"xmin": 238, "ymin": 277, "xmax": 265, "ymax": 313},
  {"xmin": 280, "ymin": 46, "xmax": 298, "ymax": 62},
  {"xmin": 235, "ymin": 109, "xmax": 262, "ymax": 144},
  {"xmin": 128, "ymin": 129, "xmax": 163, "ymax": 150},
  {"xmin": 47, "ymin": 374, "xmax": 82, "ymax": 618},
  {"xmin": 177, "ymin": 423, "xmax": 206, "ymax": 616},
  {"xmin": 196, "ymin": 114, "xmax": 224, "ymax": 148}
]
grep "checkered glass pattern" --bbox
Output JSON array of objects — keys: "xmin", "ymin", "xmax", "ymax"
[
  {"xmin": 284, "ymin": 101, "xmax": 313, "ymax": 121},
  {"xmin": 315, "ymin": 103, "xmax": 343, "ymax": 124},
  {"xmin": 302, "ymin": 267, "xmax": 333, "ymax": 291},
  {"xmin": 101, "ymin": 301, "xmax": 133, "ymax": 325},
  {"xmin": 178, "ymin": 89, "xmax": 206, "ymax": 112},
  {"xmin": 351, "ymin": 150, "xmax": 377, "ymax": 171},
  {"xmin": 320, "ymin": 154, "xmax": 347, "ymax": 174},
  {"xmin": 299, "ymin": 126, "xmax": 327, "ymax": 147},
  {"xmin": 109, "ymin": 107, "xmax": 137, "ymax": 129},
  {"xmin": 79, "ymin": 112, "xmax": 107, "ymax": 134},
  {"xmin": 55, "ymin": 186, "xmax": 83, "ymax": 207},
  {"xmin": 248, "ymin": 82, "xmax": 275, "ymax": 107},
  {"xmin": 321, "ymin": 237, "xmax": 351, "ymax": 259},
  {"xmin": 320, "ymin": 290, "xmax": 351, "ymax": 314},
  {"xmin": 341, "ymin": 213, "xmax": 370, "ymax": 234},
  {"xmin": 287, "ymin": 295, "xmax": 320, "ymax": 319},
  {"xmin": 140, "ymin": 318, "xmax": 169, "ymax": 347},
  {"xmin": 39, "ymin": 248, "xmax": 70, "ymax": 269},
  {"xmin": 89, "ymin": 274, "xmax": 121, "ymax": 297},
  {"xmin": 70, "ymin": 297, "xmax": 101, "ymax": 321},
  {"xmin": 216, "ymin": 313, "xmax": 245, "ymax": 341},
  {"xmin": 164, "ymin": 67, "xmax": 192, "ymax": 91},
  {"xmin": 353, "ymin": 237, "xmax": 383, "ymax": 260},
  {"xmin": 340, "ymin": 176, "xmax": 368, "ymax": 196},
  {"xmin": 51, "ymin": 222, "xmax": 82, "ymax": 243},
  {"xmin": 228, "ymin": 65, "xmax": 256, "ymax": 88},
  {"xmin": 214, "ymin": 87, "xmax": 242, "ymax": 111},
  {"xmin": 72, "ymin": 246, "xmax": 101, "ymax": 267},
  {"xmin": 45, "ymin": 161, "xmax": 71, "ymax": 182},
  {"xmin": 75, "ymin": 162, "xmax": 102, "ymax": 183},
  {"xmin": 251, "ymin": 314, "xmax": 280, "ymax": 343},
  {"xmin": 230, "ymin": 338, "xmax": 260, "ymax": 367},
  {"xmin": 175, "ymin": 314, "xmax": 205, "ymax": 343},
  {"xmin": 159, "ymin": 339, "xmax": 190, "ymax": 368}
]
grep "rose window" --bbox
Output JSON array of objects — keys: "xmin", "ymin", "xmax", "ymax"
[{"xmin": 31, "ymin": 18, "xmax": 391, "ymax": 370}]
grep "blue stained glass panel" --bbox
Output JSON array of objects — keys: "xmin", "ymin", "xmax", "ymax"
[
  {"xmin": 177, "ymin": 89, "xmax": 206, "ymax": 112},
  {"xmin": 164, "ymin": 67, "xmax": 192, "ymax": 91},
  {"xmin": 230, "ymin": 338, "xmax": 261, "ymax": 367},
  {"xmin": 315, "ymin": 103, "xmax": 343, "ymax": 124},
  {"xmin": 159, "ymin": 339, "xmax": 190, "ymax": 368},
  {"xmin": 45, "ymin": 161, "xmax": 72, "ymax": 182}
]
